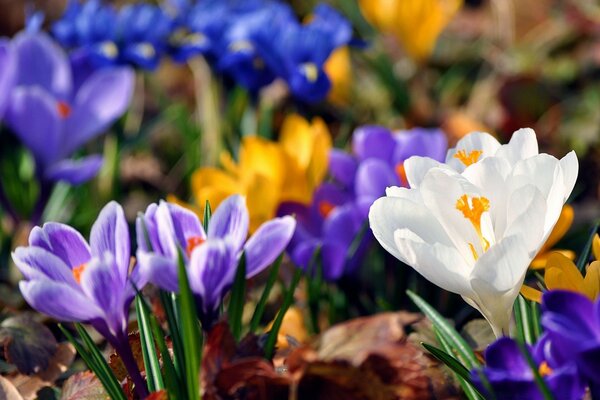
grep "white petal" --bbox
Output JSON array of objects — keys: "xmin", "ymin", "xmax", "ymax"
[
  {"xmin": 445, "ymin": 132, "xmax": 501, "ymax": 171},
  {"xmin": 559, "ymin": 151, "xmax": 578, "ymax": 202},
  {"xmin": 504, "ymin": 184, "xmax": 547, "ymax": 256},
  {"xmin": 495, "ymin": 128, "xmax": 539, "ymax": 164},
  {"xmin": 402, "ymin": 156, "xmax": 444, "ymax": 188},
  {"xmin": 393, "ymin": 229, "xmax": 472, "ymax": 296}
]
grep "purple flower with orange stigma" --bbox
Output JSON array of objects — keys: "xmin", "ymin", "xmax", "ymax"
[
  {"xmin": 12, "ymin": 202, "xmax": 148, "ymax": 398},
  {"xmin": 470, "ymin": 336, "xmax": 584, "ymax": 400},
  {"xmin": 136, "ymin": 194, "xmax": 296, "ymax": 328},
  {"xmin": 4, "ymin": 31, "xmax": 133, "ymax": 186}
]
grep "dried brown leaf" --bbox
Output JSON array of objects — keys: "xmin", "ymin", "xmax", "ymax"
[
  {"xmin": 108, "ymin": 332, "xmax": 145, "ymax": 382},
  {"xmin": 60, "ymin": 372, "xmax": 107, "ymax": 400}
]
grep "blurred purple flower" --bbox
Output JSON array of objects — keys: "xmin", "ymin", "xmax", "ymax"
[
  {"xmin": 0, "ymin": 39, "xmax": 16, "ymax": 120},
  {"xmin": 136, "ymin": 194, "xmax": 295, "ymax": 328},
  {"xmin": 4, "ymin": 32, "xmax": 133, "ymax": 185},
  {"xmin": 470, "ymin": 336, "xmax": 584, "ymax": 400},
  {"xmin": 283, "ymin": 126, "xmax": 447, "ymax": 280},
  {"xmin": 542, "ymin": 290, "xmax": 600, "ymax": 386},
  {"xmin": 12, "ymin": 201, "xmax": 148, "ymax": 396}
]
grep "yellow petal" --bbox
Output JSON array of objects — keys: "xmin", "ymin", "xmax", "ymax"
[
  {"xmin": 540, "ymin": 205, "xmax": 574, "ymax": 255},
  {"xmin": 190, "ymin": 167, "xmax": 241, "ymax": 212},
  {"xmin": 531, "ymin": 249, "xmax": 576, "ymax": 270},
  {"xmin": 239, "ymin": 136, "xmax": 284, "ymax": 186},
  {"xmin": 544, "ymin": 252, "xmax": 585, "ymax": 293},
  {"xmin": 324, "ymin": 46, "xmax": 352, "ymax": 106},
  {"xmin": 358, "ymin": 0, "xmax": 401, "ymax": 33},
  {"xmin": 265, "ymin": 306, "xmax": 307, "ymax": 349},
  {"xmin": 593, "ymin": 234, "xmax": 600, "ymax": 261},
  {"xmin": 583, "ymin": 261, "xmax": 600, "ymax": 300},
  {"xmin": 246, "ymin": 174, "xmax": 281, "ymax": 232},
  {"xmin": 520, "ymin": 284, "xmax": 542, "ymax": 303},
  {"xmin": 219, "ymin": 151, "xmax": 240, "ymax": 176},
  {"xmin": 279, "ymin": 114, "xmax": 314, "ymax": 170},
  {"xmin": 280, "ymin": 153, "xmax": 312, "ymax": 205},
  {"xmin": 306, "ymin": 117, "xmax": 332, "ymax": 190}
]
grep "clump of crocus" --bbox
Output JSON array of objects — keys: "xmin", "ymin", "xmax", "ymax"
[
  {"xmin": 284, "ymin": 125, "xmax": 447, "ymax": 280},
  {"xmin": 358, "ymin": 0, "xmax": 462, "ymax": 62},
  {"xmin": 470, "ymin": 335, "xmax": 585, "ymax": 399},
  {"xmin": 12, "ymin": 202, "xmax": 148, "ymax": 398},
  {"xmin": 369, "ymin": 129, "xmax": 578, "ymax": 336},
  {"xmin": 136, "ymin": 194, "xmax": 295, "ymax": 328},
  {"xmin": 185, "ymin": 114, "xmax": 330, "ymax": 232},
  {"xmin": 1, "ymin": 31, "xmax": 133, "ymax": 224}
]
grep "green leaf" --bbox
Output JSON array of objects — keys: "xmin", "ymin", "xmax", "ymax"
[
  {"xmin": 407, "ymin": 290, "xmax": 480, "ymax": 368},
  {"xmin": 306, "ymin": 247, "xmax": 323, "ymax": 335},
  {"xmin": 160, "ymin": 290, "xmax": 185, "ymax": 385},
  {"xmin": 421, "ymin": 343, "xmax": 471, "ymax": 381},
  {"xmin": 264, "ymin": 268, "xmax": 302, "ymax": 360},
  {"xmin": 135, "ymin": 295, "xmax": 164, "ymax": 392},
  {"xmin": 58, "ymin": 324, "xmax": 126, "ymax": 400},
  {"xmin": 249, "ymin": 253, "xmax": 283, "ymax": 333},
  {"xmin": 228, "ymin": 253, "xmax": 247, "ymax": 341},
  {"xmin": 577, "ymin": 221, "xmax": 600, "ymax": 272},
  {"xmin": 203, "ymin": 200, "xmax": 212, "ymax": 234},
  {"xmin": 514, "ymin": 295, "xmax": 535, "ymax": 344},
  {"xmin": 176, "ymin": 250, "xmax": 202, "ymax": 400}
]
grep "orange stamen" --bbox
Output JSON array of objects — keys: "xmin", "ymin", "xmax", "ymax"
[
  {"xmin": 453, "ymin": 149, "xmax": 482, "ymax": 166},
  {"xmin": 57, "ymin": 101, "xmax": 71, "ymax": 118},
  {"xmin": 538, "ymin": 361, "xmax": 553, "ymax": 377},
  {"xmin": 318, "ymin": 201, "xmax": 336, "ymax": 218},
  {"xmin": 456, "ymin": 194, "xmax": 491, "ymax": 260},
  {"xmin": 72, "ymin": 264, "xmax": 86, "ymax": 284},
  {"xmin": 186, "ymin": 236, "xmax": 205, "ymax": 257},
  {"xmin": 395, "ymin": 163, "xmax": 409, "ymax": 187}
]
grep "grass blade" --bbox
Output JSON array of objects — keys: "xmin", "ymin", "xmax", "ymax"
[
  {"xmin": 264, "ymin": 268, "xmax": 302, "ymax": 360},
  {"xmin": 135, "ymin": 295, "xmax": 164, "ymax": 392},
  {"xmin": 249, "ymin": 253, "xmax": 282, "ymax": 333},
  {"xmin": 306, "ymin": 247, "xmax": 323, "ymax": 334},
  {"xmin": 516, "ymin": 341, "xmax": 554, "ymax": 400},
  {"xmin": 203, "ymin": 200, "xmax": 212, "ymax": 233},
  {"xmin": 422, "ymin": 342, "xmax": 471, "ymax": 381},
  {"xmin": 228, "ymin": 253, "xmax": 246, "ymax": 341},
  {"xmin": 577, "ymin": 221, "xmax": 600, "ymax": 272},
  {"xmin": 160, "ymin": 290, "xmax": 185, "ymax": 383},
  {"xmin": 514, "ymin": 294, "xmax": 535, "ymax": 344},
  {"xmin": 176, "ymin": 250, "xmax": 202, "ymax": 400},
  {"xmin": 407, "ymin": 290, "xmax": 480, "ymax": 368}
]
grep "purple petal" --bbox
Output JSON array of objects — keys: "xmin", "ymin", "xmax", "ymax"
[
  {"xmin": 19, "ymin": 280, "xmax": 101, "ymax": 322},
  {"xmin": 542, "ymin": 291, "xmax": 599, "ymax": 343},
  {"xmin": 5, "ymin": 86, "xmax": 61, "ymax": 165},
  {"xmin": 577, "ymin": 346, "xmax": 600, "ymax": 384},
  {"xmin": 90, "ymin": 201, "xmax": 130, "ymax": 284},
  {"xmin": 323, "ymin": 204, "xmax": 363, "ymax": 248},
  {"xmin": 328, "ymin": 149, "xmax": 357, "ymax": 187},
  {"xmin": 352, "ymin": 125, "xmax": 395, "ymax": 162},
  {"xmin": 244, "ymin": 216, "xmax": 296, "ymax": 278},
  {"xmin": 64, "ymin": 67, "xmax": 134, "ymax": 155},
  {"xmin": 136, "ymin": 203, "xmax": 158, "ymax": 253},
  {"xmin": 136, "ymin": 251, "xmax": 179, "ymax": 293},
  {"xmin": 484, "ymin": 338, "xmax": 532, "ymax": 375},
  {"xmin": 45, "ymin": 155, "xmax": 103, "ymax": 184},
  {"xmin": 0, "ymin": 40, "xmax": 16, "ymax": 119},
  {"xmin": 354, "ymin": 158, "xmax": 398, "ymax": 200},
  {"xmin": 12, "ymin": 247, "xmax": 77, "ymax": 285},
  {"xmin": 291, "ymin": 240, "xmax": 346, "ymax": 281},
  {"xmin": 393, "ymin": 128, "xmax": 448, "ymax": 163},
  {"xmin": 208, "ymin": 195, "xmax": 249, "ymax": 250},
  {"xmin": 28, "ymin": 222, "xmax": 91, "ymax": 268},
  {"xmin": 12, "ymin": 32, "xmax": 72, "ymax": 100},
  {"xmin": 188, "ymin": 240, "xmax": 237, "ymax": 315},
  {"xmin": 80, "ymin": 255, "xmax": 127, "ymax": 335},
  {"xmin": 166, "ymin": 202, "xmax": 206, "ymax": 251}
]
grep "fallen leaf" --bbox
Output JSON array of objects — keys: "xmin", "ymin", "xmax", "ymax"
[
  {"xmin": 60, "ymin": 372, "xmax": 107, "ymax": 400},
  {"xmin": 109, "ymin": 332, "xmax": 145, "ymax": 382},
  {"xmin": 8, "ymin": 343, "xmax": 76, "ymax": 400},
  {"xmin": 145, "ymin": 390, "xmax": 167, "ymax": 400},
  {"xmin": 0, "ymin": 315, "xmax": 58, "ymax": 374},
  {"xmin": 0, "ymin": 376, "xmax": 23, "ymax": 400},
  {"xmin": 213, "ymin": 358, "xmax": 290, "ymax": 400}
]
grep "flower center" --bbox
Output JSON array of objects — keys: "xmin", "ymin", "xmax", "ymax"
[
  {"xmin": 538, "ymin": 361, "xmax": 553, "ymax": 377},
  {"xmin": 455, "ymin": 194, "xmax": 490, "ymax": 260},
  {"xmin": 453, "ymin": 149, "xmax": 482, "ymax": 166},
  {"xmin": 318, "ymin": 200, "xmax": 336, "ymax": 218},
  {"xmin": 300, "ymin": 63, "xmax": 319, "ymax": 82},
  {"xmin": 395, "ymin": 163, "xmax": 408, "ymax": 187},
  {"xmin": 57, "ymin": 101, "xmax": 71, "ymax": 118},
  {"xmin": 100, "ymin": 41, "xmax": 119, "ymax": 59},
  {"xmin": 186, "ymin": 236, "xmax": 206, "ymax": 257},
  {"xmin": 72, "ymin": 263, "xmax": 86, "ymax": 284}
]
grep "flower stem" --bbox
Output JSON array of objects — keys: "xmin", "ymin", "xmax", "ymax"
[
  {"xmin": 0, "ymin": 181, "xmax": 20, "ymax": 226},
  {"xmin": 112, "ymin": 334, "xmax": 149, "ymax": 399},
  {"xmin": 30, "ymin": 178, "xmax": 51, "ymax": 226}
]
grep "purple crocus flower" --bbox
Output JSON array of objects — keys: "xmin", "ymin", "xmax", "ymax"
[
  {"xmin": 283, "ymin": 125, "xmax": 447, "ymax": 280},
  {"xmin": 0, "ymin": 39, "xmax": 16, "ymax": 120},
  {"xmin": 12, "ymin": 202, "xmax": 148, "ymax": 397},
  {"xmin": 542, "ymin": 290, "xmax": 600, "ymax": 387},
  {"xmin": 136, "ymin": 194, "xmax": 295, "ymax": 328},
  {"xmin": 4, "ymin": 31, "xmax": 133, "ymax": 185},
  {"xmin": 470, "ymin": 336, "xmax": 585, "ymax": 400}
]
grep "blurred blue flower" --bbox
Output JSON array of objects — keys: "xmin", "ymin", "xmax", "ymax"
[
  {"xmin": 0, "ymin": 39, "xmax": 16, "ymax": 120},
  {"xmin": 4, "ymin": 32, "xmax": 133, "ymax": 185}
]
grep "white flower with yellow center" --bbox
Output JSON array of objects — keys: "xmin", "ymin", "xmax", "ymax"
[{"xmin": 368, "ymin": 129, "xmax": 578, "ymax": 337}]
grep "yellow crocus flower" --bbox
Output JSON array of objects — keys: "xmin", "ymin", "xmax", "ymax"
[
  {"xmin": 530, "ymin": 204, "xmax": 576, "ymax": 269},
  {"xmin": 324, "ymin": 46, "xmax": 352, "ymax": 106},
  {"xmin": 359, "ymin": 0, "xmax": 463, "ymax": 62},
  {"xmin": 522, "ymin": 235, "xmax": 600, "ymax": 302},
  {"xmin": 184, "ymin": 114, "xmax": 331, "ymax": 232}
]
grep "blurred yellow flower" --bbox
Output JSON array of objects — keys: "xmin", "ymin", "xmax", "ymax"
[
  {"xmin": 184, "ymin": 114, "xmax": 331, "ymax": 232},
  {"xmin": 266, "ymin": 306, "xmax": 308, "ymax": 349},
  {"xmin": 522, "ymin": 235, "xmax": 600, "ymax": 302},
  {"xmin": 359, "ymin": 0, "xmax": 463, "ymax": 61},
  {"xmin": 530, "ymin": 204, "xmax": 575, "ymax": 269},
  {"xmin": 324, "ymin": 46, "xmax": 352, "ymax": 105}
]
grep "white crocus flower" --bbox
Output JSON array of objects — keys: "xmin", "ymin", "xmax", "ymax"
[{"xmin": 369, "ymin": 130, "xmax": 578, "ymax": 337}]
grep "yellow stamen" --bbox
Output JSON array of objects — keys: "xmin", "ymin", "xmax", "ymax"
[
  {"xmin": 395, "ymin": 163, "xmax": 408, "ymax": 187},
  {"xmin": 301, "ymin": 63, "xmax": 319, "ymax": 82},
  {"xmin": 454, "ymin": 149, "xmax": 483, "ymax": 166},
  {"xmin": 100, "ymin": 41, "xmax": 118, "ymax": 59},
  {"xmin": 72, "ymin": 264, "xmax": 86, "ymax": 284},
  {"xmin": 539, "ymin": 361, "xmax": 553, "ymax": 377},
  {"xmin": 186, "ymin": 236, "xmax": 205, "ymax": 257},
  {"xmin": 456, "ymin": 194, "xmax": 491, "ymax": 260}
]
